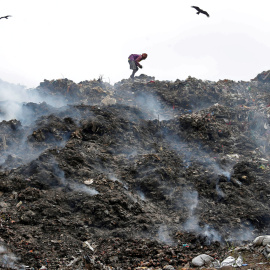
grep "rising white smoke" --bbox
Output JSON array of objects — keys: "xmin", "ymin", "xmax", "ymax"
[
  {"xmin": 182, "ymin": 190, "xmax": 222, "ymax": 243},
  {"xmin": 0, "ymin": 245, "xmax": 18, "ymax": 269},
  {"xmin": 0, "ymin": 79, "xmax": 67, "ymax": 124},
  {"xmin": 52, "ymin": 159, "xmax": 99, "ymax": 196},
  {"xmin": 134, "ymin": 92, "xmax": 173, "ymax": 121},
  {"xmin": 158, "ymin": 225, "xmax": 175, "ymax": 245}
]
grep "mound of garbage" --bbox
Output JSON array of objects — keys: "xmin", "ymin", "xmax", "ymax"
[{"xmin": 0, "ymin": 72, "xmax": 270, "ymax": 269}]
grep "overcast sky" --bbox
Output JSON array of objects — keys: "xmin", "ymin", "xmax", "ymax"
[{"xmin": 0, "ymin": 0, "xmax": 270, "ymax": 88}]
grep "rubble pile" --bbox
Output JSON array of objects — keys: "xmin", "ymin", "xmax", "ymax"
[
  {"xmin": 252, "ymin": 70, "xmax": 270, "ymax": 83},
  {"xmin": 0, "ymin": 72, "xmax": 270, "ymax": 269},
  {"xmin": 37, "ymin": 79, "xmax": 114, "ymax": 105}
]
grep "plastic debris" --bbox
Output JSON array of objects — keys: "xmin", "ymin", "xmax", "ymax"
[
  {"xmin": 83, "ymin": 241, "xmax": 94, "ymax": 252},
  {"xmin": 253, "ymin": 235, "xmax": 270, "ymax": 246},
  {"xmin": 220, "ymin": 255, "xmax": 243, "ymax": 268},
  {"xmin": 191, "ymin": 254, "xmax": 214, "ymax": 267}
]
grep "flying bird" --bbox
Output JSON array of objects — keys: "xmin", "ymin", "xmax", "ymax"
[
  {"xmin": 191, "ymin": 6, "xmax": 209, "ymax": 17},
  {"xmin": 0, "ymin": 15, "xmax": 12, "ymax": 20}
]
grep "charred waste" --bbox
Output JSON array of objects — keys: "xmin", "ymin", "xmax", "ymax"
[{"xmin": 0, "ymin": 73, "xmax": 270, "ymax": 269}]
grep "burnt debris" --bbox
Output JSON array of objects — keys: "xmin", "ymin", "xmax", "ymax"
[{"xmin": 0, "ymin": 72, "xmax": 270, "ymax": 269}]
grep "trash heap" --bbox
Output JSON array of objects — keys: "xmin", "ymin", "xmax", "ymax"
[
  {"xmin": 0, "ymin": 72, "xmax": 270, "ymax": 269},
  {"xmin": 252, "ymin": 70, "xmax": 270, "ymax": 83},
  {"xmin": 37, "ymin": 78, "xmax": 114, "ymax": 104}
]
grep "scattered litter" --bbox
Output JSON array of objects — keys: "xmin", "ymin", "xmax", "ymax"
[
  {"xmin": 191, "ymin": 254, "xmax": 214, "ymax": 267},
  {"xmin": 84, "ymin": 179, "xmax": 94, "ymax": 185},
  {"xmin": 0, "ymin": 71, "xmax": 270, "ymax": 268},
  {"xmin": 83, "ymin": 241, "xmax": 94, "ymax": 252}
]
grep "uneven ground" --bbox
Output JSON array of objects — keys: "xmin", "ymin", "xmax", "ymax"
[{"xmin": 0, "ymin": 73, "xmax": 270, "ymax": 269}]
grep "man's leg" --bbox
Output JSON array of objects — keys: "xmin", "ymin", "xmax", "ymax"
[
  {"xmin": 129, "ymin": 61, "xmax": 138, "ymax": 79},
  {"xmin": 130, "ymin": 69, "xmax": 137, "ymax": 78}
]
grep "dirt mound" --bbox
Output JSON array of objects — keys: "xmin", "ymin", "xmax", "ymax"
[{"xmin": 0, "ymin": 73, "xmax": 269, "ymax": 269}]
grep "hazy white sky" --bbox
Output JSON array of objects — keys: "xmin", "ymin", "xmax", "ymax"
[{"xmin": 0, "ymin": 0, "xmax": 270, "ymax": 87}]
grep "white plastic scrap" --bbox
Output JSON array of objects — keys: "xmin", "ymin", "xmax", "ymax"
[
  {"xmin": 221, "ymin": 255, "xmax": 243, "ymax": 268},
  {"xmin": 227, "ymin": 154, "xmax": 240, "ymax": 159},
  {"xmin": 235, "ymin": 255, "xmax": 243, "ymax": 267},
  {"xmin": 221, "ymin": 256, "xmax": 235, "ymax": 267},
  {"xmin": 84, "ymin": 179, "xmax": 94, "ymax": 185},
  {"xmin": 191, "ymin": 254, "xmax": 214, "ymax": 267},
  {"xmin": 67, "ymin": 256, "xmax": 80, "ymax": 267},
  {"xmin": 253, "ymin": 235, "xmax": 270, "ymax": 246},
  {"xmin": 83, "ymin": 241, "xmax": 94, "ymax": 252},
  {"xmin": 259, "ymin": 158, "xmax": 269, "ymax": 163}
]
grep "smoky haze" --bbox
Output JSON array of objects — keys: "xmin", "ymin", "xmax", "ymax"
[
  {"xmin": 0, "ymin": 79, "xmax": 67, "ymax": 124},
  {"xmin": 0, "ymin": 70, "xmax": 269, "ymax": 268}
]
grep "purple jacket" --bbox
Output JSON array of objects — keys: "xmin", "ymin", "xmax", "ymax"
[{"xmin": 128, "ymin": 54, "xmax": 143, "ymax": 66}]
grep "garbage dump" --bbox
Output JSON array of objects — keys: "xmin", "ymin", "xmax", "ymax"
[{"xmin": 0, "ymin": 71, "xmax": 270, "ymax": 269}]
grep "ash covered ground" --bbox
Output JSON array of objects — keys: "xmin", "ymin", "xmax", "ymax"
[{"xmin": 0, "ymin": 72, "xmax": 270, "ymax": 269}]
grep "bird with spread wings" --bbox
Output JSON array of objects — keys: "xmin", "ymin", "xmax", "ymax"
[
  {"xmin": 0, "ymin": 15, "xmax": 12, "ymax": 20},
  {"xmin": 191, "ymin": 6, "xmax": 210, "ymax": 17}
]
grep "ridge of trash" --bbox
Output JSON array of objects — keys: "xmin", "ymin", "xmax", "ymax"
[{"xmin": 0, "ymin": 71, "xmax": 270, "ymax": 269}]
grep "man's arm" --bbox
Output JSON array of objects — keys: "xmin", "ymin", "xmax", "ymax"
[{"xmin": 135, "ymin": 55, "xmax": 143, "ymax": 68}]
